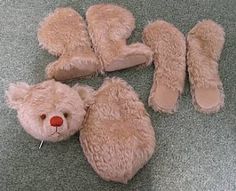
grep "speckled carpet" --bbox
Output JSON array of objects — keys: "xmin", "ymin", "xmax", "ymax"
[{"xmin": 0, "ymin": 0, "xmax": 235, "ymax": 190}]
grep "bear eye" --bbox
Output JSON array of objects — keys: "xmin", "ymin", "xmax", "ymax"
[
  {"xmin": 40, "ymin": 114, "xmax": 46, "ymax": 120},
  {"xmin": 63, "ymin": 112, "xmax": 69, "ymax": 118}
]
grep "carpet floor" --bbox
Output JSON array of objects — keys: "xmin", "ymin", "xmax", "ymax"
[{"xmin": 0, "ymin": 0, "xmax": 235, "ymax": 190}]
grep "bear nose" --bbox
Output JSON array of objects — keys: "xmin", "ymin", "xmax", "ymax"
[{"xmin": 50, "ymin": 116, "xmax": 63, "ymax": 127}]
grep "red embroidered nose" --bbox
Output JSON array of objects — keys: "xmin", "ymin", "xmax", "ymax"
[{"xmin": 50, "ymin": 116, "xmax": 63, "ymax": 127}]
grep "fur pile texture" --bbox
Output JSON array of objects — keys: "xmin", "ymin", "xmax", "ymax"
[
  {"xmin": 187, "ymin": 20, "xmax": 225, "ymax": 113},
  {"xmin": 5, "ymin": 80, "xmax": 90, "ymax": 142},
  {"xmin": 38, "ymin": 8, "xmax": 98, "ymax": 81},
  {"xmin": 143, "ymin": 20, "xmax": 186, "ymax": 113},
  {"xmin": 86, "ymin": 4, "xmax": 153, "ymax": 72},
  {"xmin": 80, "ymin": 77, "xmax": 156, "ymax": 183}
]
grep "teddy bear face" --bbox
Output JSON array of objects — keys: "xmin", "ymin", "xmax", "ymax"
[{"xmin": 6, "ymin": 80, "xmax": 88, "ymax": 142}]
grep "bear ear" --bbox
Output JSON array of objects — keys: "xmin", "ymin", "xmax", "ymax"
[
  {"xmin": 72, "ymin": 84, "xmax": 95, "ymax": 108},
  {"xmin": 5, "ymin": 82, "xmax": 31, "ymax": 110}
]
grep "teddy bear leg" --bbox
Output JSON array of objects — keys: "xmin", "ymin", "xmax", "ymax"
[
  {"xmin": 143, "ymin": 20, "xmax": 186, "ymax": 113},
  {"xmin": 86, "ymin": 4, "xmax": 153, "ymax": 73},
  {"xmin": 38, "ymin": 8, "xmax": 98, "ymax": 80},
  {"xmin": 187, "ymin": 20, "xmax": 225, "ymax": 113}
]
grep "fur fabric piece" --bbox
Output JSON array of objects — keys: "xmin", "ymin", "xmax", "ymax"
[
  {"xmin": 80, "ymin": 77, "xmax": 156, "ymax": 183},
  {"xmin": 38, "ymin": 8, "xmax": 98, "ymax": 81},
  {"xmin": 5, "ymin": 80, "xmax": 92, "ymax": 142},
  {"xmin": 187, "ymin": 20, "xmax": 225, "ymax": 113},
  {"xmin": 86, "ymin": 4, "xmax": 153, "ymax": 73},
  {"xmin": 143, "ymin": 20, "xmax": 186, "ymax": 113}
]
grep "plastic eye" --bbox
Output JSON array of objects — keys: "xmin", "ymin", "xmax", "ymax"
[
  {"xmin": 63, "ymin": 113, "xmax": 69, "ymax": 118},
  {"xmin": 40, "ymin": 114, "xmax": 46, "ymax": 120}
]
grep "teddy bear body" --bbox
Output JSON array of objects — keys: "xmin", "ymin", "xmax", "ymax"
[{"xmin": 80, "ymin": 78, "xmax": 156, "ymax": 183}]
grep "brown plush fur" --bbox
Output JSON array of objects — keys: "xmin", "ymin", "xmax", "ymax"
[
  {"xmin": 86, "ymin": 4, "xmax": 153, "ymax": 73},
  {"xmin": 38, "ymin": 8, "xmax": 98, "ymax": 80},
  {"xmin": 80, "ymin": 77, "xmax": 156, "ymax": 183},
  {"xmin": 143, "ymin": 20, "xmax": 186, "ymax": 113},
  {"xmin": 187, "ymin": 20, "xmax": 225, "ymax": 113}
]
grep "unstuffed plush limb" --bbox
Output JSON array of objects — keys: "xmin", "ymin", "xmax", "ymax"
[
  {"xmin": 86, "ymin": 4, "xmax": 153, "ymax": 73},
  {"xmin": 187, "ymin": 20, "xmax": 225, "ymax": 113},
  {"xmin": 80, "ymin": 77, "xmax": 156, "ymax": 183},
  {"xmin": 143, "ymin": 20, "xmax": 186, "ymax": 113},
  {"xmin": 38, "ymin": 8, "xmax": 98, "ymax": 81}
]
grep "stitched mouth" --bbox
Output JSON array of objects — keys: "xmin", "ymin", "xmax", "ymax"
[
  {"xmin": 50, "ymin": 131, "xmax": 61, "ymax": 136},
  {"xmin": 50, "ymin": 127, "xmax": 62, "ymax": 137}
]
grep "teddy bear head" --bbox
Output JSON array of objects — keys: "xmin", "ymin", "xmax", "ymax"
[{"xmin": 6, "ymin": 80, "xmax": 94, "ymax": 142}]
